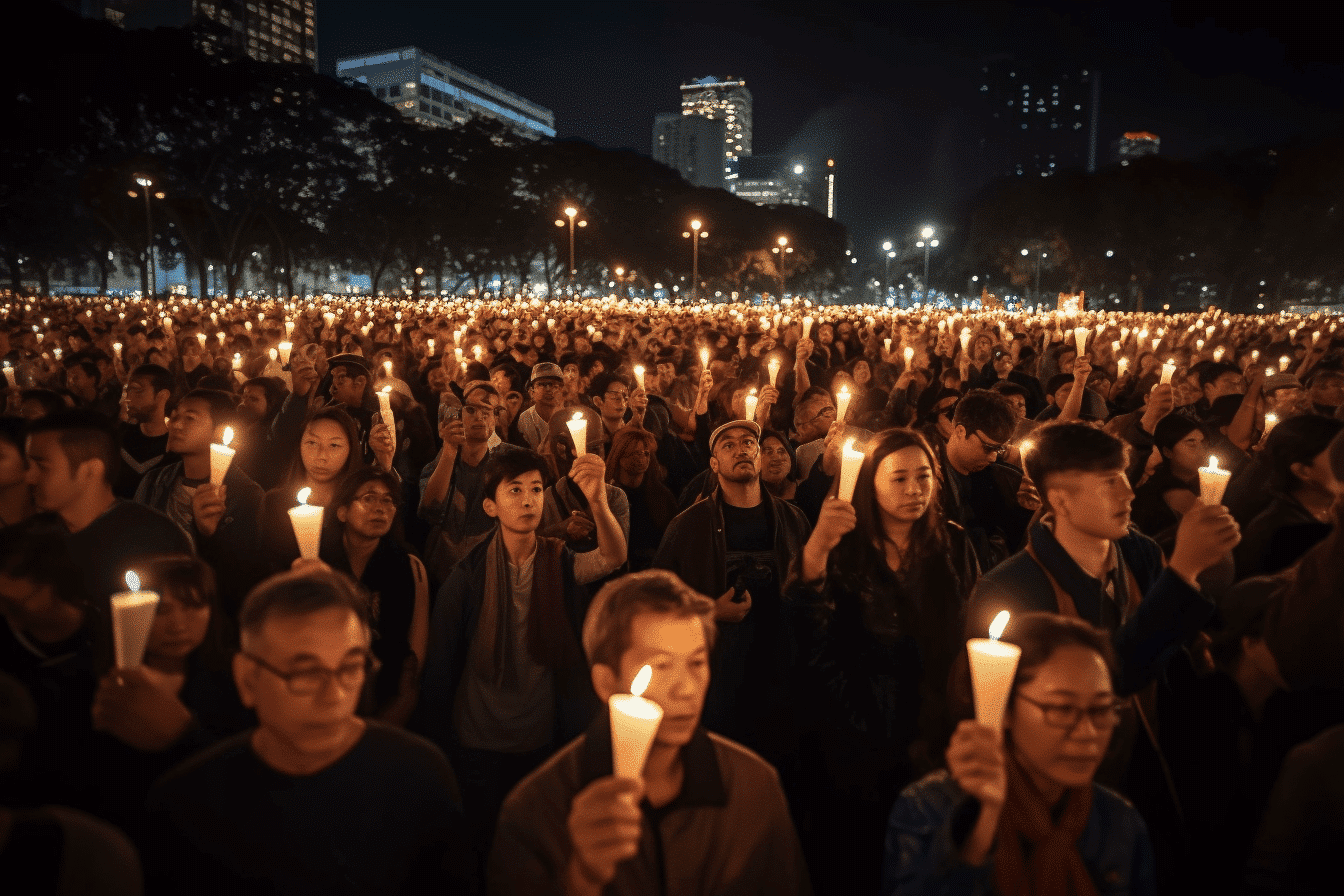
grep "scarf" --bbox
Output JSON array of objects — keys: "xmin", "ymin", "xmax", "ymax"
[
  {"xmin": 468, "ymin": 529, "xmax": 584, "ymax": 688},
  {"xmin": 993, "ymin": 752, "xmax": 1098, "ymax": 896}
]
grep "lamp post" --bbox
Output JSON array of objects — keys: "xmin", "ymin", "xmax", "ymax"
[
  {"xmin": 915, "ymin": 225, "xmax": 938, "ymax": 303},
  {"xmin": 771, "ymin": 236, "xmax": 793, "ymax": 299},
  {"xmin": 881, "ymin": 240, "xmax": 894, "ymax": 301},
  {"xmin": 1021, "ymin": 247, "xmax": 1047, "ymax": 307},
  {"xmin": 554, "ymin": 205, "xmax": 587, "ymax": 296},
  {"xmin": 129, "ymin": 174, "xmax": 164, "ymax": 297},
  {"xmin": 613, "ymin": 266, "xmax": 636, "ymax": 299},
  {"xmin": 682, "ymin": 219, "xmax": 708, "ymax": 300}
]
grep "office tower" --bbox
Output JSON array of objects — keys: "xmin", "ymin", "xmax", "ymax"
[
  {"xmin": 653, "ymin": 114, "xmax": 727, "ymax": 189},
  {"xmin": 978, "ymin": 59, "xmax": 1099, "ymax": 179},
  {"xmin": 336, "ymin": 47, "xmax": 555, "ymax": 139},
  {"xmin": 734, "ymin": 156, "xmax": 809, "ymax": 207},
  {"xmin": 192, "ymin": 1, "xmax": 316, "ymax": 69},
  {"xmin": 680, "ymin": 76, "xmax": 752, "ymax": 189},
  {"xmin": 1112, "ymin": 131, "xmax": 1160, "ymax": 165}
]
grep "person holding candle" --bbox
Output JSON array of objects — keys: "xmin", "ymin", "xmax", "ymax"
[
  {"xmin": 144, "ymin": 567, "xmax": 464, "ymax": 895},
  {"xmin": 787, "ymin": 428, "xmax": 979, "ymax": 895},
  {"xmin": 652, "ymin": 420, "xmax": 812, "ymax": 763},
  {"xmin": 490, "ymin": 569, "xmax": 809, "ymax": 896},
  {"xmin": 882, "ymin": 613, "xmax": 1154, "ymax": 896},
  {"xmin": 517, "ymin": 362, "xmax": 567, "ymax": 451},
  {"xmin": 587, "ymin": 372, "xmax": 646, "ymax": 455},
  {"xmin": 1130, "ymin": 415, "xmax": 1208, "ymax": 544},
  {"xmin": 414, "ymin": 447, "xmax": 625, "ymax": 871},
  {"xmin": 114, "ymin": 363, "xmax": 174, "ymax": 499},
  {"xmin": 135, "ymin": 389, "xmax": 264, "ymax": 612}
]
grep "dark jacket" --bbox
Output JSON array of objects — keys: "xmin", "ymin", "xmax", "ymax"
[
  {"xmin": 490, "ymin": 710, "xmax": 812, "ymax": 896},
  {"xmin": 936, "ymin": 445, "xmax": 1032, "ymax": 570},
  {"xmin": 882, "ymin": 770, "xmax": 1156, "ymax": 896},
  {"xmin": 966, "ymin": 518, "xmax": 1214, "ymax": 697}
]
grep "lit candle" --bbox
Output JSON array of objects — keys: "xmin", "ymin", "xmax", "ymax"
[
  {"xmin": 277, "ymin": 341, "xmax": 292, "ymax": 365},
  {"xmin": 1, "ymin": 363, "xmax": 15, "ymax": 389},
  {"xmin": 609, "ymin": 664, "xmax": 664, "ymax": 781},
  {"xmin": 699, "ymin": 346, "xmax": 710, "ymax": 371},
  {"xmin": 1263, "ymin": 413, "xmax": 1279, "ymax": 437},
  {"xmin": 1278, "ymin": 355, "xmax": 1290, "ymax": 373},
  {"xmin": 1250, "ymin": 349, "xmax": 1260, "ymax": 364},
  {"xmin": 633, "ymin": 365, "xmax": 645, "ymax": 390},
  {"xmin": 837, "ymin": 437, "xmax": 865, "ymax": 502},
  {"xmin": 113, "ymin": 342, "xmax": 123, "ymax": 360},
  {"xmin": 1160, "ymin": 360, "xmax": 1177, "ymax": 385},
  {"xmin": 802, "ymin": 316, "xmax": 814, "ymax": 340},
  {"xmin": 426, "ymin": 338, "xmax": 435, "ymax": 355},
  {"xmin": 288, "ymin": 487, "xmax": 324, "ymax": 560},
  {"xmin": 967, "ymin": 610, "xmax": 1021, "ymax": 729},
  {"xmin": 960, "ymin": 327, "xmax": 971, "ymax": 355},
  {"xmin": 232, "ymin": 353, "xmax": 242, "ymax": 370},
  {"xmin": 566, "ymin": 412, "xmax": 588, "ymax": 458},
  {"xmin": 744, "ymin": 388, "xmax": 758, "ymax": 423},
  {"xmin": 1117, "ymin": 357, "xmax": 1129, "ymax": 377},
  {"xmin": 884, "ymin": 337, "xmax": 892, "ymax": 355},
  {"xmin": 835, "ymin": 384, "xmax": 852, "ymax": 424},
  {"xmin": 903, "ymin": 346, "xmax": 915, "ymax": 366},
  {"xmin": 209, "ymin": 426, "xmax": 235, "ymax": 486},
  {"xmin": 377, "ymin": 386, "xmax": 395, "ymax": 434},
  {"xmin": 767, "ymin": 356, "xmax": 781, "ymax": 387},
  {"xmin": 1074, "ymin": 326, "xmax": 1088, "ymax": 356},
  {"xmin": 1198, "ymin": 456, "xmax": 1230, "ymax": 506},
  {"xmin": 111, "ymin": 571, "xmax": 160, "ymax": 669},
  {"xmin": 382, "ymin": 360, "xmax": 393, "ymax": 379},
  {"xmin": 285, "ymin": 320, "xmax": 295, "ymax": 336},
  {"xmin": 196, "ymin": 332, "xmax": 206, "ymax": 347}
]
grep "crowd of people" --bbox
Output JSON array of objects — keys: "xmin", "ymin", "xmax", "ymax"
[{"xmin": 1, "ymin": 291, "xmax": 1342, "ymax": 895}]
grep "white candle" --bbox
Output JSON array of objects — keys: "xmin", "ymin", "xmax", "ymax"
[
  {"xmin": 835, "ymin": 385, "xmax": 852, "ymax": 424},
  {"xmin": 1278, "ymin": 355, "xmax": 1291, "ymax": 373},
  {"xmin": 288, "ymin": 487, "xmax": 324, "ymax": 560},
  {"xmin": 2, "ymin": 363, "xmax": 15, "ymax": 389},
  {"xmin": 1263, "ymin": 413, "xmax": 1279, "ymax": 437},
  {"xmin": 566, "ymin": 412, "xmax": 588, "ymax": 458},
  {"xmin": 802, "ymin": 316, "xmax": 814, "ymax": 340},
  {"xmin": 960, "ymin": 327, "xmax": 971, "ymax": 354},
  {"xmin": 903, "ymin": 346, "xmax": 915, "ymax": 366},
  {"xmin": 837, "ymin": 437, "xmax": 865, "ymax": 502},
  {"xmin": 113, "ymin": 342, "xmax": 123, "ymax": 360},
  {"xmin": 1198, "ymin": 455, "xmax": 1230, "ymax": 506},
  {"xmin": 377, "ymin": 386, "xmax": 395, "ymax": 433},
  {"xmin": 609, "ymin": 664, "xmax": 664, "ymax": 781},
  {"xmin": 196, "ymin": 332, "xmax": 207, "ymax": 347},
  {"xmin": 744, "ymin": 388, "xmax": 758, "ymax": 423},
  {"xmin": 633, "ymin": 365, "xmax": 645, "ymax": 390},
  {"xmin": 1159, "ymin": 360, "xmax": 1177, "ymax": 385},
  {"xmin": 209, "ymin": 426, "xmax": 236, "ymax": 486},
  {"xmin": 767, "ymin": 357, "xmax": 781, "ymax": 387},
  {"xmin": 111, "ymin": 571, "xmax": 160, "ymax": 669},
  {"xmin": 277, "ymin": 341, "xmax": 292, "ymax": 365},
  {"xmin": 427, "ymin": 338, "xmax": 435, "ymax": 355},
  {"xmin": 382, "ymin": 360, "xmax": 393, "ymax": 379},
  {"xmin": 1213, "ymin": 346, "xmax": 1225, "ymax": 363},
  {"xmin": 967, "ymin": 610, "xmax": 1021, "ymax": 729},
  {"xmin": 699, "ymin": 346, "xmax": 710, "ymax": 372},
  {"xmin": 1117, "ymin": 357, "xmax": 1129, "ymax": 377},
  {"xmin": 1074, "ymin": 326, "xmax": 1088, "ymax": 356},
  {"xmin": 884, "ymin": 337, "xmax": 892, "ymax": 355}
]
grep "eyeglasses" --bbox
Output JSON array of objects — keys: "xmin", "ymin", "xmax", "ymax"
[
  {"xmin": 805, "ymin": 406, "xmax": 836, "ymax": 426},
  {"xmin": 971, "ymin": 431, "xmax": 1008, "ymax": 457},
  {"xmin": 353, "ymin": 492, "xmax": 397, "ymax": 509},
  {"xmin": 1017, "ymin": 694, "xmax": 1126, "ymax": 731},
  {"xmin": 242, "ymin": 650, "xmax": 380, "ymax": 696},
  {"xmin": 463, "ymin": 404, "xmax": 504, "ymax": 418}
]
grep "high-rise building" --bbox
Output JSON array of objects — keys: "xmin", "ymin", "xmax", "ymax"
[
  {"xmin": 1112, "ymin": 131, "xmax": 1160, "ymax": 166},
  {"xmin": 336, "ymin": 47, "xmax": 555, "ymax": 140},
  {"xmin": 192, "ymin": 0, "xmax": 317, "ymax": 69},
  {"xmin": 734, "ymin": 156, "xmax": 810, "ymax": 207},
  {"xmin": 653, "ymin": 113, "xmax": 727, "ymax": 190},
  {"xmin": 680, "ymin": 76, "xmax": 752, "ymax": 189},
  {"xmin": 978, "ymin": 59, "xmax": 1099, "ymax": 179}
]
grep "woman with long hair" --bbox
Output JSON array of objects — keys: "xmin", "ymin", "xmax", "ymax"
[
  {"xmin": 257, "ymin": 405, "xmax": 365, "ymax": 572},
  {"xmin": 883, "ymin": 613, "xmax": 1155, "ymax": 896},
  {"xmin": 788, "ymin": 427, "xmax": 979, "ymax": 896},
  {"xmin": 604, "ymin": 425, "xmax": 677, "ymax": 571}
]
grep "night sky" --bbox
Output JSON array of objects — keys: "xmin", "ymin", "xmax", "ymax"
[{"xmin": 316, "ymin": 1, "xmax": 1340, "ymax": 259}]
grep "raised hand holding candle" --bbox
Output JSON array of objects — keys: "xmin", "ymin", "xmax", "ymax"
[
  {"xmin": 1074, "ymin": 326, "xmax": 1088, "ymax": 356},
  {"xmin": 633, "ymin": 365, "xmax": 645, "ymax": 390},
  {"xmin": 967, "ymin": 610, "xmax": 1021, "ymax": 729},
  {"xmin": 1198, "ymin": 456, "xmax": 1230, "ymax": 506},
  {"xmin": 377, "ymin": 386, "xmax": 395, "ymax": 433},
  {"xmin": 903, "ymin": 346, "xmax": 915, "ymax": 367},
  {"xmin": 1263, "ymin": 413, "xmax": 1279, "ymax": 437},
  {"xmin": 1117, "ymin": 357, "xmax": 1129, "ymax": 377},
  {"xmin": 837, "ymin": 437, "xmax": 865, "ymax": 502},
  {"xmin": 1159, "ymin": 360, "xmax": 1177, "ymax": 385},
  {"xmin": 959, "ymin": 327, "xmax": 971, "ymax": 354},
  {"xmin": 209, "ymin": 426, "xmax": 235, "ymax": 486},
  {"xmin": 744, "ymin": 388, "xmax": 759, "ymax": 423},
  {"xmin": 111, "ymin": 571, "xmax": 160, "ymax": 669},
  {"xmin": 699, "ymin": 346, "xmax": 710, "ymax": 372},
  {"xmin": 802, "ymin": 316, "xmax": 814, "ymax": 340},
  {"xmin": 835, "ymin": 385, "xmax": 852, "ymax": 424},
  {"xmin": 288, "ymin": 487, "xmax": 324, "ymax": 560},
  {"xmin": 610, "ymin": 664, "xmax": 663, "ymax": 781},
  {"xmin": 767, "ymin": 356, "xmax": 781, "ymax": 387},
  {"xmin": 566, "ymin": 412, "xmax": 588, "ymax": 458}
]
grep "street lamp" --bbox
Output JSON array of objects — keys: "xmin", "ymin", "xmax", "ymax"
[
  {"xmin": 915, "ymin": 226, "xmax": 938, "ymax": 303},
  {"xmin": 771, "ymin": 236, "xmax": 794, "ymax": 298},
  {"xmin": 682, "ymin": 219, "xmax": 708, "ymax": 300},
  {"xmin": 613, "ymin": 266, "xmax": 636, "ymax": 299},
  {"xmin": 1021, "ymin": 247, "xmax": 1048, "ymax": 306},
  {"xmin": 129, "ymin": 173, "xmax": 165, "ymax": 296},
  {"xmin": 881, "ymin": 240, "xmax": 894, "ymax": 301},
  {"xmin": 554, "ymin": 205, "xmax": 587, "ymax": 296}
]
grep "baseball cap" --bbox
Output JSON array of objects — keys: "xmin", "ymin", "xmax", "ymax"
[
  {"xmin": 709, "ymin": 419, "xmax": 762, "ymax": 452},
  {"xmin": 326, "ymin": 353, "xmax": 372, "ymax": 379},
  {"xmin": 529, "ymin": 362, "xmax": 564, "ymax": 384}
]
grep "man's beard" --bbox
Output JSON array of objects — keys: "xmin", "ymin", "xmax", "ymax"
[{"xmin": 718, "ymin": 464, "xmax": 759, "ymax": 485}]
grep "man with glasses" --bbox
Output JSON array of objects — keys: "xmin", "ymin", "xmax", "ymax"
[
  {"xmin": 517, "ymin": 362, "xmax": 566, "ymax": 451},
  {"xmin": 939, "ymin": 389, "xmax": 1036, "ymax": 569},
  {"xmin": 587, "ymin": 372, "xmax": 648, "ymax": 455},
  {"xmin": 653, "ymin": 420, "xmax": 811, "ymax": 763},
  {"xmin": 145, "ymin": 567, "xmax": 464, "ymax": 894}
]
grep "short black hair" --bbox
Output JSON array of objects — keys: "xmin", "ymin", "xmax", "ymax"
[
  {"xmin": 1264, "ymin": 415, "xmax": 1344, "ymax": 493},
  {"xmin": 26, "ymin": 409, "xmax": 120, "ymax": 486},
  {"xmin": 0, "ymin": 418, "xmax": 25, "ymax": 457},
  {"xmin": 481, "ymin": 447, "xmax": 550, "ymax": 503},
  {"xmin": 1152, "ymin": 414, "xmax": 1203, "ymax": 453},
  {"xmin": 991, "ymin": 381, "xmax": 1029, "ymax": 401},
  {"xmin": 129, "ymin": 363, "xmax": 175, "ymax": 398},
  {"xmin": 242, "ymin": 376, "xmax": 288, "ymax": 417},
  {"xmin": 1198, "ymin": 362, "xmax": 1242, "ymax": 389},
  {"xmin": 238, "ymin": 568, "xmax": 371, "ymax": 647},
  {"xmin": 489, "ymin": 362, "xmax": 525, "ymax": 394},
  {"xmin": 1026, "ymin": 422, "xmax": 1128, "ymax": 511},
  {"xmin": 332, "ymin": 466, "xmax": 401, "ymax": 512},
  {"xmin": 179, "ymin": 388, "xmax": 239, "ymax": 432},
  {"xmin": 18, "ymin": 389, "xmax": 69, "ymax": 417},
  {"xmin": 587, "ymin": 371, "xmax": 630, "ymax": 401},
  {"xmin": 952, "ymin": 389, "xmax": 1015, "ymax": 443}
]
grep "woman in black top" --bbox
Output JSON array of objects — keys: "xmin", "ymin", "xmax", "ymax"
[{"xmin": 1132, "ymin": 414, "xmax": 1206, "ymax": 546}]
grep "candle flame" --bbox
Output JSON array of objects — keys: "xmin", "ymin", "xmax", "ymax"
[
  {"xmin": 125, "ymin": 571, "xmax": 140, "ymax": 592},
  {"xmin": 571, "ymin": 411, "xmax": 584, "ymax": 422},
  {"xmin": 838, "ymin": 384, "xmax": 849, "ymax": 398},
  {"xmin": 842, "ymin": 436, "xmax": 857, "ymax": 453},
  {"xmin": 631, "ymin": 664, "xmax": 652, "ymax": 697},
  {"xmin": 989, "ymin": 610, "xmax": 1010, "ymax": 640},
  {"xmin": 381, "ymin": 385, "xmax": 392, "ymax": 395},
  {"xmin": 1205, "ymin": 456, "xmax": 1221, "ymax": 473},
  {"xmin": 221, "ymin": 426, "xmax": 234, "ymax": 447},
  {"xmin": 297, "ymin": 487, "xmax": 312, "ymax": 505}
]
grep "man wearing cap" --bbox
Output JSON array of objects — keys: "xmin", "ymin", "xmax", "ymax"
[
  {"xmin": 518, "ymin": 362, "xmax": 566, "ymax": 451},
  {"xmin": 652, "ymin": 419, "xmax": 810, "ymax": 762}
]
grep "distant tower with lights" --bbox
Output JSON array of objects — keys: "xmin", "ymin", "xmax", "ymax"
[
  {"xmin": 679, "ymin": 76, "xmax": 752, "ymax": 191},
  {"xmin": 1112, "ymin": 131, "xmax": 1160, "ymax": 166},
  {"xmin": 653, "ymin": 113, "xmax": 727, "ymax": 189},
  {"xmin": 978, "ymin": 58, "xmax": 1099, "ymax": 179}
]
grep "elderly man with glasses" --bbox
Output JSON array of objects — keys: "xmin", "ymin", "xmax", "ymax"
[{"xmin": 145, "ymin": 567, "xmax": 464, "ymax": 894}]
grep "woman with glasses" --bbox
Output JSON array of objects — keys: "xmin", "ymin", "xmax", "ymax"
[
  {"xmin": 882, "ymin": 612, "xmax": 1155, "ymax": 896},
  {"xmin": 787, "ymin": 427, "xmax": 979, "ymax": 896},
  {"xmin": 325, "ymin": 468, "xmax": 429, "ymax": 725}
]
